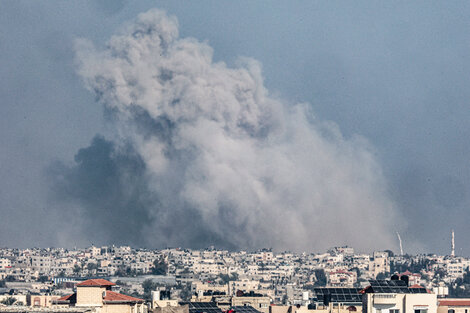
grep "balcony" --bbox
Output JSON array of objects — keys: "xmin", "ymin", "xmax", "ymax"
[{"xmin": 373, "ymin": 294, "xmax": 397, "ymax": 305}]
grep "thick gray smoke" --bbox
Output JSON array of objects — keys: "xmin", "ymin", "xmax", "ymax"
[{"xmin": 52, "ymin": 9, "xmax": 401, "ymax": 251}]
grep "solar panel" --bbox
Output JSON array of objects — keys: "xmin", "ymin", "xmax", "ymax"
[
  {"xmin": 186, "ymin": 302, "xmax": 223, "ymax": 313},
  {"xmin": 231, "ymin": 306, "xmax": 262, "ymax": 313},
  {"xmin": 366, "ymin": 280, "xmax": 426, "ymax": 294},
  {"xmin": 313, "ymin": 288, "xmax": 362, "ymax": 304}
]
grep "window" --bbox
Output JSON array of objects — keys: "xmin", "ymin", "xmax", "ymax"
[
  {"xmin": 415, "ymin": 310, "xmax": 428, "ymax": 313},
  {"xmin": 390, "ymin": 310, "xmax": 399, "ymax": 313},
  {"xmin": 448, "ymin": 310, "xmax": 455, "ymax": 313}
]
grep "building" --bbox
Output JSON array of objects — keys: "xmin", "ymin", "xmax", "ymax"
[
  {"xmin": 151, "ymin": 290, "xmax": 179, "ymax": 309},
  {"xmin": 327, "ymin": 270, "xmax": 357, "ymax": 287},
  {"xmin": 231, "ymin": 294, "xmax": 270, "ymax": 313},
  {"xmin": 370, "ymin": 253, "xmax": 390, "ymax": 278},
  {"xmin": 438, "ymin": 299, "xmax": 470, "ymax": 313},
  {"xmin": 55, "ymin": 279, "xmax": 145, "ymax": 313},
  {"xmin": 31, "ymin": 256, "xmax": 52, "ymax": 274},
  {"xmin": 362, "ymin": 279, "xmax": 436, "ymax": 313},
  {"xmin": 27, "ymin": 294, "xmax": 61, "ymax": 307}
]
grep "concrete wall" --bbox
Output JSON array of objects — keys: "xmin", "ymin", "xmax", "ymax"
[
  {"xmin": 404, "ymin": 294, "xmax": 437, "ymax": 313},
  {"xmin": 76, "ymin": 286, "xmax": 105, "ymax": 306},
  {"xmin": 102, "ymin": 304, "xmax": 132, "ymax": 313}
]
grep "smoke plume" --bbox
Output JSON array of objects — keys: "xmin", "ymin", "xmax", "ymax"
[{"xmin": 50, "ymin": 9, "xmax": 401, "ymax": 251}]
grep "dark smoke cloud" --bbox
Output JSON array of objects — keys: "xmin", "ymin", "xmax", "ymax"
[
  {"xmin": 48, "ymin": 136, "xmax": 154, "ymax": 245},
  {"xmin": 50, "ymin": 9, "xmax": 403, "ymax": 251},
  {"xmin": 49, "ymin": 135, "xmax": 238, "ymax": 249}
]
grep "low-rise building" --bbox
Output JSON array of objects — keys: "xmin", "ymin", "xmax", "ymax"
[
  {"xmin": 55, "ymin": 279, "xmax": 145, "ymax": 313},
  {"xmin": 438, "ymin": 299, "xmax": 470, "ymax": 313}
]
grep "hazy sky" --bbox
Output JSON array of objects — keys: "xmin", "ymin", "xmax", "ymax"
[{"xmin": 1, "ymin": 1, "xmax": 470, "ymax": 255}]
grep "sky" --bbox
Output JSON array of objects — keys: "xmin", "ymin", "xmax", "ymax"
[{"xmin": 1, "ymin": 1, "xmax": 470, "ymax": 255}]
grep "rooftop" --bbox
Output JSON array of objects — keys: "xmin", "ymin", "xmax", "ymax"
[
  {"xmin": 103, "ymin": 291, "xmax": 144, "ymax": 303},
  {"xmin": 76, "ymin": 279, "xmax": 115, "ymax": 287},
  {"xmin": 439, "ymin": 300, "xmax": 470, "ymax": 307}
]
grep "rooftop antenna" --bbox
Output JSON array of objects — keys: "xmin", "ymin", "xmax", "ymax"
[
  {"xmin": 396, "ymin": 232, "xmax": 403, "ymax": 255},
  {"xmin": 451, "ymin": 229, "xmax": 455, "ymax": 257}
]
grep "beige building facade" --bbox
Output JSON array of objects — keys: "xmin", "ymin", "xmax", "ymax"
[
  {"xmin": 27, "ymin": 295, "xmax": 61, "ymax": 307},
  {"xmin": 56, "ymin": 279, "xmax": 145, "ymax": 313},
  {"xmin": 438, "ymin": 299, "xmax": 470, "ymax": 313},
  {"xmin": 363, "ymin": 292, "xmax": 437, "ymax": 313}
]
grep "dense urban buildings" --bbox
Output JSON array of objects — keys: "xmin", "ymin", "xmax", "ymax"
[{"xmin": 0, "ymin": 245, "xmax": 469, "ymax": 313}]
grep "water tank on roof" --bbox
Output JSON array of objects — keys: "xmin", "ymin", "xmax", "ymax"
[{"xmin": 400, "ymin": 275, "xmax": 409, "ymax": 286}]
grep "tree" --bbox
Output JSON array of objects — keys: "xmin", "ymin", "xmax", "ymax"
[
  {"xmin": 376, "ymin": 272, "xmax": 388, "ymax": 280},
  {"xmin": 314, "ymin": 269, "xmax": 327, "ymax": 286},
  {"xmin": 449, "ymin": 270, "xmax": 470, "ymax": 297},
  {"xmin": 116, "ymin": 265, "xmax": 128, "ymax": 277},
  {"xmin": 231, "ymin": 272, "xmax": 239, "ymax": 281},
  {"xmin": 5, "ymin": 276, "xmax": 15, "ymax": 282},
  {"xmin": 351, "ymin": 267, "xmax": 361, "ymax": 278},
  {"xmin": 218, "ymin": 272, "xmax": 239, "ymax": 284},
  {"xmin": 179, "ymin": 284, "xmax": 192, "ymax": 301},
  {"xmin": 218, "ymin": 274, "xmax": 230, "ymax": 284},
  {"xmin": 142, "ymin": 279, "xmax": 156, "ymax": 294},
  {"xmin": 0, "ymin": 280, "xmax": 5, "ymax": 288},
  {"xmin": 87, "ymin": 263, "xmax": 98, "ymax": 271},
  {"xmin": 434, "ymin": 268, "xmax": 447, "ymax": 281},
  {"xmin": 142, "ymin": 279, "xmax": 161, "ymax": 301},
  {"xmin": 37, "ymin": 275, "xmax": 49, "ymax": 283},
  {"xmin": 449, "ymin": 284, "xmax": 470, "ymax": 298},
  {"xmin": 152, "ymin": 257, "xmax": 168, "ymax": 275},
  {"xmin": 463, "ymin": 270, "xmax": 470, "ymax": 284},
  {"xmin": 73, "ymin": 264, "xmax": 81, "ymax": 275},
  {"xmin": 1, "ymin": 297, "xmax": 17, "ymax": 305}
]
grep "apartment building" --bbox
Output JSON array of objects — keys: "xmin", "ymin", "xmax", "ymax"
[
  {"xmin": 362, "ymin": 279, "xmax": 436, "ymax": 313},
  {"xmin": 327, "ymin": 270, "xmax": 357, "ymax": 287},
  {"xmin": 370, "ymin": 252, "xmax": 390, "ymax": 278},
  {"xmin": 31, "ymin": 256, "xmax": 52, "ymax": 274}
]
